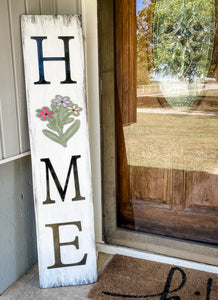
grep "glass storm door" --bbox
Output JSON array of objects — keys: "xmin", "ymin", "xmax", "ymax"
[{"xmin": 116, "ymin": 0, "xmax": 218, "ymax": 244}]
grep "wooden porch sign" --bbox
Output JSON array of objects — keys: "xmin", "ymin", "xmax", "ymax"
[{"xmin": 21, "ymin": 15, "xmax": 97, "ymax": 288}]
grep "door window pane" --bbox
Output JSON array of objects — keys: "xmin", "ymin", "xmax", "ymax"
[{"xmin": 116, "ymin": 0, "xmax": 218, "ymax": 244}]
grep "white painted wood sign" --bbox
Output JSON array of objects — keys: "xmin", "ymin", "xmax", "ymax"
[{"xmin": 21, "ymin": 15, "xmax": 97, "ymax": 288}]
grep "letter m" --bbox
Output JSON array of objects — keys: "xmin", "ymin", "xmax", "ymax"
[{"xmin": 41, "ymin": 155, "xmax": 85, "ymax": 204}]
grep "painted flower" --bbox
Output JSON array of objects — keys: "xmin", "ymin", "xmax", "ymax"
[
  {"xmin": 67, "ymin": 104, "xmax": 82, "ymax": 116},
  {"xmin": 53, "ymin": 95, "xmax": 71, "ymax": 107},
  {"xmin": 36, "ymin": 107, "xmax": 53, "ymax": 120}
]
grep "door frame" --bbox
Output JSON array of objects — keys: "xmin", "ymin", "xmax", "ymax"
[{"xmin": 99, "ymin": 0, "xmax": 218, "ymax": 265}]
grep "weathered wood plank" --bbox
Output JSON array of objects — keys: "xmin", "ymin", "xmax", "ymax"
[
  {"xmin": 99, "ymin": 0, "xmax": 117, "ymax": 237},
  {"xmin": 130, "ymin": 166, "xmax": 172, "ymax": 208},
  {"xmin": 185, "ymin": 171, "xmax": 218, "ymax": 212},
  {"xmin": 115, "ymin": 0, "xmax": 136, "ymax": 125},
  {"xmin": 21, "ymin": 15, "xmax": 97, "ymax": 288}
]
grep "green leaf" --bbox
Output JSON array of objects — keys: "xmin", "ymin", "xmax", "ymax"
[
  {"xmin": 56, "ymin": 106, "xmax": 69, "ymax": 129},
  {"xmin": 59, "ymin": 106, "xmax": 69, "ymax": 118},
  {"xmin": 61, "ymin": 109, "xmax": 68, "ymax": 118},
  {"xmin": 42, "ymin": 129, "xmax": 62, "ymax": 145},
  {"xmin": 47, "ymin": 123, "xmax": 56, "ymax": 131},
  {"xmin": 64, "ymin": 120, "xmax": 81, "ymax": 143},
  {"xmin": 47, "ymin": 118, "xmax": 58, "ymax": 130},
  {"xmin": 62, "ymin": 117, "xmax": 75, "ymax": 125},
  {"xmin": 51, "ymin": 103, "xmax": 58, "ymax": 112}
]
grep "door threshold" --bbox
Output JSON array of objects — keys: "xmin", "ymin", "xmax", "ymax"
[{"xmin": 96, "ymin": 242, "xmax": 218, "ymax": 274}]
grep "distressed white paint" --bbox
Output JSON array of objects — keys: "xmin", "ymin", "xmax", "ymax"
[{"xmin": 21, "ymin": 15, "xmax": 97, "ymax": 288}]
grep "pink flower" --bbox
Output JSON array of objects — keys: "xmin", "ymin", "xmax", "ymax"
[
  {"xmin": 37, "ymin": 107, "xmax": 54, "ymax": 120},
  {"xmin": 67, "ymin": 104, "xmax": 82, "ymax": 116},
  {"xmin": 53, "ymin": 95, "xmax": 71, "ymax": 107}
]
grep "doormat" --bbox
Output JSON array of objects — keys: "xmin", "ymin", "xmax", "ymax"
[{"xmin": 88, "ymin": 254, "xmax": 218, "ymax": 300}]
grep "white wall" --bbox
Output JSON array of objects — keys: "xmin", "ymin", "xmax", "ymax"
[
  {"xmin": 0, "ymin": 156, "xmax": 37, "ymax": 294},
  {"xmin": 0, "ymin": 0, "xmax": 82, "ymax": 161},
  {"xmin": 0, "ymin": 0, "xmax": 102, "ymax": 293}
]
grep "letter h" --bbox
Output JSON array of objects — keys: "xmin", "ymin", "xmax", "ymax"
[{"xmin": 31, "ymin": 36, "xmax": 76, "ymax": 84}]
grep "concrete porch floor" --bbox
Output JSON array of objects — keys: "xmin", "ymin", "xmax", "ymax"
[{"xmin": 0, "ymin": 253, "xmax": 113, "ymax": 300}]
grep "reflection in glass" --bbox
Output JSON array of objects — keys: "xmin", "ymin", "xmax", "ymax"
[
  {"xmin": 131, "ymin": 0, "xmax": 218, "ymax": 174},
  {"xmin": 153, "ymin": 0, "xmax": 215, "ymax": 109},
  {"xmin": 117, "ymin": 0, "xmax": 218, "ymax": 244}
]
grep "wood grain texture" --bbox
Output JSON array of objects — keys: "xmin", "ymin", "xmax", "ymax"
[
  {"xmin": 185, "ymin": 171, "xmax": 218, "ymax": 212},
  {"xmin": 99, "ymin": 0, "xmax": 117, "ymax": 238},
  {"xmin": 116, "ymin": 91, "xmax": 134, "ymax": 226},
  {"xmin": 21, "ymin": 15, "xmax": 97, "ymax": 288},
  {"xmin": 130, "ymin": 166, "xmax": 172, "ymax": 208},
  {"xmin": 115, "ymin": 0, "xmax": 136, "ymax": 125},
  {"xmin": 118, "ymin": 167, "xmax": 218, "ymax": 245},
  {"xmin": 128, "ymin": 204, "xmax": 218, "ymax": 245}
]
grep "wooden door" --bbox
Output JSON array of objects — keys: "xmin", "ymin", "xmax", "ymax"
[{"xmin": 116, "ymin": 0, "xmax": 218, "ymax": 245}]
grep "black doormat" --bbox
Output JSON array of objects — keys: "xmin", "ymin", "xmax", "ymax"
[{"xmin": 88, "ymin": 254, "xmax": 218, "ymax": 300}]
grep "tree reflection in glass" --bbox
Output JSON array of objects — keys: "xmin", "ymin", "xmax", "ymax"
[{"xmin": 137, "ymin": 0, "xmax": 215, "ymax": 109}]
